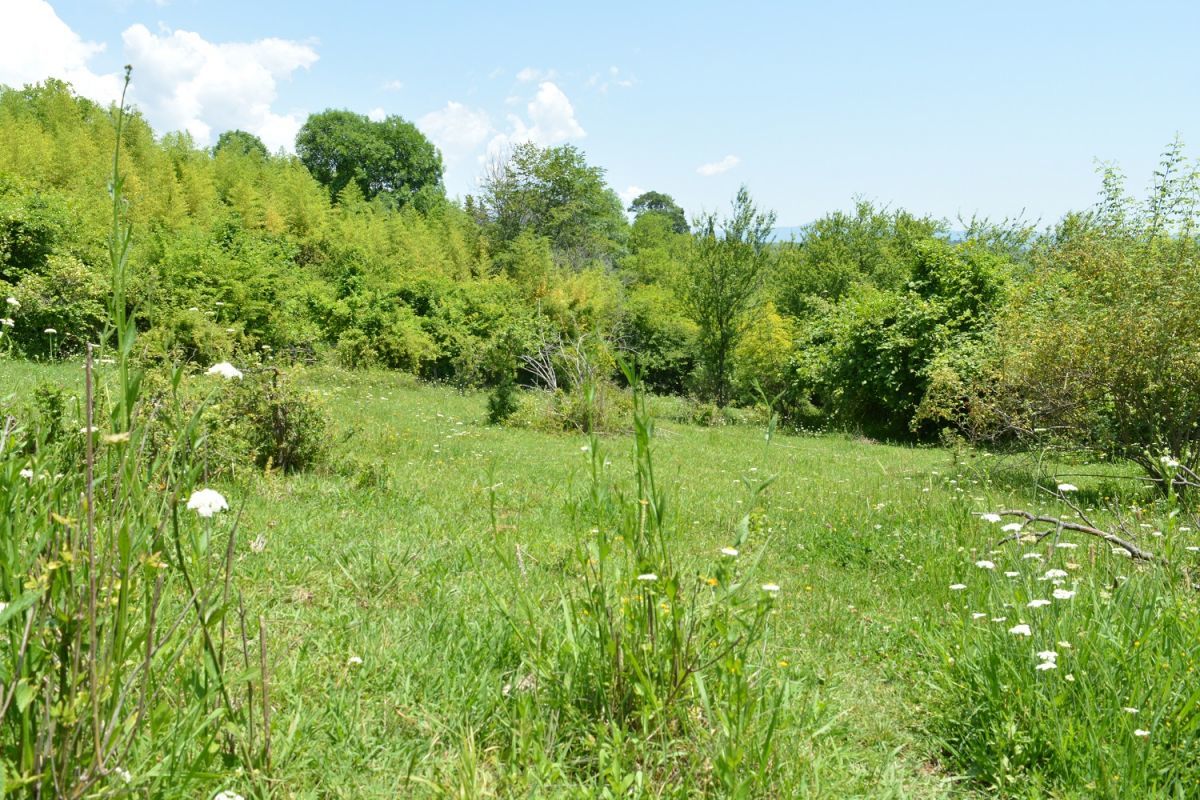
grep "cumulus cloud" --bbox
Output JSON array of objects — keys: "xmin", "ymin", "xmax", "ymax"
[
  {"xmin": 697, "ymin": 154, "xmax": 741, "ymax": 176},
  {"xmin": 0, "ymin": 0, "xmax": 122, "ymax": 104},
  {"xmin": 381, "ymin": 79, "xmax": 404, "ymax": 91},
  {"xmin": 418, "ymin": 101, "xmax": 492, "ymax": 182},
  {"xmin": 121, "ymin": 24, "xmax": 317, "ymax": 152},
  {"xmin": 488, "ymin": 81, "xmax": 585, "ymax": 157},
  {"xmin": 367, "ymin": 107, "xmax": 386, "ymax": 122}
]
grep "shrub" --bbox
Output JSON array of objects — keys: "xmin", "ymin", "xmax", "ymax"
[
  {"xmin": 486, "ymin": 372, "xmax": 519, "ymax": 424},
  {"xmin": 222, "ymin": 367, "xmax": 327, "ymax": 473}
]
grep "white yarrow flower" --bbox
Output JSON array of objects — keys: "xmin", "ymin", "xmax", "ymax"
[
  {"xmin": 1035, "ymin": 660, "xmax": 1057, "ymax": 670},
  {"xmin": 949, "ymin": 583, "xmax": 967, "ymax": 591},
  {"xmin": 1036, "ymin": 650, "xmax": 1057, "ymax": 661},
  {"xmin": 1056, "ymin": 483, "xmax": 1078, "ymax": 493},
  {"xmin": 19, "ymin": 468, "xmax": 33, "ymax": 480},
  {"xmin": 636, "ymin": 573, "xmax": 658, "ymax": 582},
  {"xmin": 1124, "ymin": 707, "xmax": 1139, "ymax": 714},
  {"xmin": 975, "ymin": 560, "xmax": 996, "ymax": 570},
  {"xmin": 187, "ymin": 488, "xmax": 229, "ymax": 518},
  {"xmin": 1027, "ymin": 599, "xmax": 1051, "ymax": 608},
  {"xmin": 0, "ymin": 318, "xmax": 13, "ymax": 327},
  {"xmin": 347, "ymin": 655, "xmax": 363, "ymax": 666},
  {"xmin": 1001, "ymin": 522, "xmax": 1024, "ymax": 533},
  {"xmin": 1004, "ymin": 571, "xmax": 1020, "ymax": 577},
  {"xmin": 206, "ymin": 361, "xmax": 244, "ymax": 380},
  {"xmin": 5, "ymin": 296, "xmax": 18, "ymax": 307},
  {"xmin": 213, "ymin": 791, "xmax": 246, "ymax": 800},
  {"xmin": 1008, "ymin": 624, "xmax": 1031, "ymax": 636},
  {"xmin": 1134, "ymin": 729, "xmax": 1150, "ymax": 738},
  {"xmin": 761, "ymin": 583, "xmax": 780, "ymax": 593},
  {"xmin": 44, "ymin": 327, "xmax": 56, "ymax": 335},
  {"xmin": 981, "ymin": 513, "xmax": 1002, "ymax": 523},
  {"xmin": 1052, "ymin": 588, "xmax": 1076, "ymax": 600},
  {"xmin": 1041, "ymin": 569, "xmax": 1068, "ymax": 580},
  {"xmin": 720, "ymin": 547, "xmax": 739, "ymax": 557}
]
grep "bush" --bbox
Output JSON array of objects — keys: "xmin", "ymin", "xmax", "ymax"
[
  {"xmin": 486, "ymin": 372, "xmax": 519, "ymax": 424},
  {"xmin": 221, "ymin": 367, "xmax": 327, "ymax": 473}
]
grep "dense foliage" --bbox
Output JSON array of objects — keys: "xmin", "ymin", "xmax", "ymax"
[{"xmin": 2, "ymin": 79, "xmax": 1199, "ymax": 476}]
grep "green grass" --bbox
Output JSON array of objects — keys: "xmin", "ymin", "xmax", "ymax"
[{"xmin": 4, "ymin": 359, "xmax": 1196, "ymax": 798}]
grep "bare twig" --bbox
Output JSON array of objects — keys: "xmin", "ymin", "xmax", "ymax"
[{"xmin": 992, "ymin": 509, "xmax": 1163, "ymax": 563}]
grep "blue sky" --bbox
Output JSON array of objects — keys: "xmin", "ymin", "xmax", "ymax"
[{"xmin": 4, "ymin": 0, "xmax": 1200, "ymax": 227}]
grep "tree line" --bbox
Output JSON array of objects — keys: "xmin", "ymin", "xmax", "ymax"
[{"xmin": 2, "ymin": 79, "xmax": 1198, "ymax": 485}]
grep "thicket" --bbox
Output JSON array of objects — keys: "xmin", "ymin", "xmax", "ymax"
[{"xmin": 3, "ymin": 80, "xmax": 1199, "ymax": 476}]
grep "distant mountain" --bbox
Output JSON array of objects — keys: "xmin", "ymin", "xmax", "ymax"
[{"xmin": 769, "ymin": 226, "xmax": 806, "ymax": 242}]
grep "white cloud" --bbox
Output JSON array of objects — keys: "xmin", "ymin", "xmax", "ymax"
[
  {"xmin": 697, "ymin": 154, "xmax": 741, "ymax": 176},
  {"xmin": 120, "ymin": 23, "xmax": 317, "ymax": 152},
  {"xmin": 618, "ymin": 185, "xmax": 644, "ymax": 207},
  {"xmin": 367, "ymin": 106, "xmax": 386, "ymax": 122},
  {"xmin": 0, "ymin": 0, "xmax": 122, "ymax": 104},
  {"xmin": 381, "ymin": 79, "xmax": 404, "ymax": 91},
  {"xmin": 588, "ymin": 65, "xmax": 636, "ymax": 94},
  {"xmin": 516, "ymin": 66, "xmax": 556, "ymax": 83},
  {"xmin": 418, "ymin": 101, "xmax": 492, "ymax": 178},
  {"xmin": 490, "ymin": 81, "xmax": 585, "ymax": 156}
]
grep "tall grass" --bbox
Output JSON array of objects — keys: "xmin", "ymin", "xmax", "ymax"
[{"xmin": 0, "ymin": 69, "xmax": 262, "ymax": 798}]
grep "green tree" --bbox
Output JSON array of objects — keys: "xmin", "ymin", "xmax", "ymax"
[
  {"xmin": 628, "ymin": 190, "xmax": 688, "ymax": 233},
  {"xmin": 480, "ymin": 142, "xmax": 627, "ymax": 268},
  {"xmin": 295, "ymin": 109, "xmax": 444, "ymax": 209},
  {"xmin": 682, "ymin": 186, "xmax": 776, "ymax": 406},
  {"xmin": 214, "ymin": 129, "xmax": 269, "ymax": 159}
]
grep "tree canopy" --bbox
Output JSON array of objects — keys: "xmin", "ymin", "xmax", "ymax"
[
  {"xmin": 295, "ymin": 109, "xmax": 444, "ymax": 210},
  {"xmin": 628, "ymin": 190, "xmax": 688, "ymax": 234}
]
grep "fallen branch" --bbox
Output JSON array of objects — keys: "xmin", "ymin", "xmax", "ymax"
[{"xmin": 992, "ymin": 510, "xmax": 1164, "ymax": 564}]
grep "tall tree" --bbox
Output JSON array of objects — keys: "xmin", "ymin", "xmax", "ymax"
[
  {"xmin": 214, "ymin": 129, "xmax": 269, "ymax": 159},
  {"xmin": 295, "ymin": 110, "xmax": 444, "ymax": 209},
  {"xmin": 628, "ymin": 190, "xmax": 688, "ymax": 234},
  {"xmin": 480, "ymin": 142, "xmax": 627, "ymax": 268},
  {"xmin": 682, "ymin": 186, "xmax": 776, "ymax": 406}
]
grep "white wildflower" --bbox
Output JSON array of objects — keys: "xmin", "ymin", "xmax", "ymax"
[
  {"xmin": 1001, "ymin": 522, "xmax": 1024, "ymax": 532},
  {"xmin": 1052, "ymin": 588, "xmax": 1076, "ymax": 600},
  {"xmin": 981, "ymin": 513, "xmax": 1002, "ymax": 523},
  {"xmin": 1009, "ymin": 624, "xmax": 1031, "ymax": 636},
  {"xmin": 347, "ymin": 655, "xmax": 363, "ymax": 667},
  {"xmin": 213, "ymin": 791, "xmax": 245, "ymax": 800},
  {"xmin": 761, "ymin": 583, "xmax": 780, "ymax": 593},
  {"xmin": 1124, "ymin": 707, "xmax": 1139, "ymax": 714},
  {"xmin": 720, "ymin": 547, "xmax": 739, "ymax": 557},
  {"xmin": 1057, "ymin": 483, "xmax": 1078, "ymax": 493},
  {"xmin": 975, "ymin": 560, "xmax": 995, "ymax": 569},
  {"xmin": 206, "ymin": 361, "xmax": 244, "ymax": 380},
  {"xmin": 114, "ymin": 767, "xmax": 131, "ymax": 783},
  {"xmin": 1, "ymin": 318, "xmax": 13, "ymax": 327},
  {"xmin": 1134, "ymin": 729, "xmax": 1150, "ymax": 738},
  {"xmin": 1036, "ymin": 650, "xmax": 1057, "ymax": 661},
  {"xmin": 1004, "ymin": 571, "xmax": 1020, "ymax": 577},
  {"xmin": 44, "ymin": 327, "xmax": 56, "ymax": 335},
  {"xmin": 1027, "ymin": 599, "xmax": 1051, "ymax": 608},
  {"xmin": 186, "ymin": 488, "xmax": 229, "ymax": 518},
  {"xmin": 1041, "ymin": 569, "xmax": 1068, "ymax": 580},
  {"xmin": 1055, "ymin": 542, "xmax": 1078, "ymax": 549},
  {"xmin": 949, "ymin": 583, "xmax": 967, "ymax": 591},
  {"xmin": 637, "ymin": 573, "xmax": 658, "ymax": 582},
  {"xmin": 1035, "ymin": 660, "xmax": 1057, "ymax": 670},
  {"xmin": 1022, "ymin": 553, "xmax": 1043, "ymax": 560},
  {"xmin": 19, "ymin": 468, "xmax": 33, "ymax": 480},
  {"xmin": 5, "ymin": 296, "xmax": 18, "ymax": 308}
]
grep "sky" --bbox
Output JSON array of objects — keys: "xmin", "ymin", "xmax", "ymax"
[{"xmin": 2, "ymin": 0, "xmax": 1199, "ymax": 227}]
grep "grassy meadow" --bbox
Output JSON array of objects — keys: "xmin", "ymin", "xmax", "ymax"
[{"xmin": 6, "ymin": 357, "xmax": 1194, "ymax": 799}]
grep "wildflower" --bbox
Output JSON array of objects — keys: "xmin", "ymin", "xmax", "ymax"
[
  {"xmin": 975, "ymin": 560, "xmax": 996, "ymax": 570},
  {"xmin": 5, "ymin": 296, "xmax": 18, "ymax": 308},
  {"xmin": 1004, "ymin": 571, "xmax": 1020, "ymax": 577},
  {"xmin": 19, "ymin": 468, "xmax": 33, "ymax": 480},
  {"xmin": 1009, "ymin": 624, "xmax": 1032, "ymax": 636},
  {"xmin": 1134, "ymin": 729, "xmax": 1150, "ymax": 738},
  {"xmin": 250, "ymin": 534, "xmax": 267, "ymax": 553},
  {"xmin": 1, "ymin": 318, "xmax": 13, "ymax": 327},
  {"xmin": 949, "ymin": 583, "xmax": 967, "ymax": 591},
  {"xmin": 1064, "ymin": 673, "xmax": 1075, "ymax": 681},
  {"xmin": 761, "ymin": 583, "xmax": 781, "ymax": 593},
  {"xmin": 1022, "ymin": 553, "xmax": 1043, "ymax": 560},
  {"xmin": 981, "ymin": 513, "xmax": 1002, "ymax": 523},
  {"xmin": 44, "ymin": 327, "xmax": 56, "ymax": 335},
  {"xmin": 102, "ymin": 431, "xmax": 131, "ymax": 444},
  {"xmin": 347, "ymin": 655, "xmax": 363, "ymax": 667},
  {"xmin": 186, "ymin": 488, "xmax": 229, "ymax": 518},
  {"xmin": 206, "ymin": 361, "xmax": 244, "ymax": 380},
  {"xmin": 1027, "ymin": 599, "xmax": 1051, "ymax": 608},
  {"xmin": 991, "ymin": 617, "xmax": 1007, "ymax": 622},
  {"xmin": 1057, "ymin": 641, "xmax": 1072, "ymax": 649},
  {"xmin": 1036, "ymin": 650, "xmax": 1057, "ymax": 661},
  {"xmin": 1035, "ymin": 660, "xmax": 1057, "ymax": 670},
  {"xmin": 114, "ymin": 768, "xmax": 132, "ymax": 783},
  {"xmin": 972, "ymin": 612, "xmax": 987, "ymax": 619},
  {"xmin": 1001, "ymin": 522, "xmax": 1023, "ymax": 532},
  {"xmin": 721, "ymin": 547, "xmax": 739, "ymax": 557},
  {"xmin": 1052, "ymin": 588, "xmax": 1076, "ymax": 600},
  {"xmin": 1041, "ymin": 569, "xmax": 1068, "ymax": 580},
  {"xmin": 213, "ymin": 792, "xmax": 246, "ymax": 800},
  {"xmin": 1124, "ymin": 707, "xmax": 1139, "ymax": 714},
  {"xmin": 636, "ymin": 573, "xmax": 658, "ymax": 582},
  {"xmin": 1057, "ymin": 483, "xmax": 1078, "ymax": 493},
  {"xmin": 1055, "ymin": 542, "xmax": 1078, "ymax": 549},
  {"xmin": 79, "ymin": 426, "xmax": 98, "ymax": 434}
]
